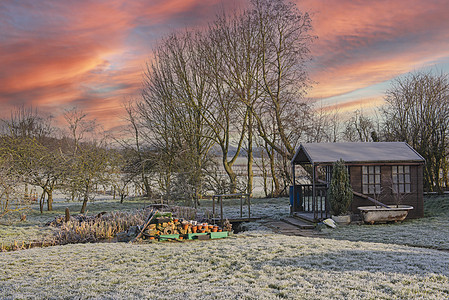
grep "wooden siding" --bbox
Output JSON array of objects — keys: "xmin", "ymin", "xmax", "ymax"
[{"xmin": 349, "ymin": 164, "xmax": 423, "ymax": 219}]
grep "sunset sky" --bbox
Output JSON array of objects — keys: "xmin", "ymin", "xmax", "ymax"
[{"xmin": 1, "ymin": 0, "xmax": 449, "ymax": 132}]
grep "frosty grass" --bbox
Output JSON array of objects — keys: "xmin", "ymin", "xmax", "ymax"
[
  {"xmin": 1, "ymin": 196, "xmax": 448, "ymax": 299},
  {"xmin": 0, "ymin": 233, "xmax": 448, "ymax": 299}
]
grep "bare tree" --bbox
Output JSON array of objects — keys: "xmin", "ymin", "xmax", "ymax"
[
  {"xmin": 343, "ymin": 109, "xmax": 378, "ymax": 142},
  {"xmin": 139, "ymin": 32, "xmax": 215, "ymax": 205},
  {"xmin": 205, "ymin": 8, "xmax": 262, "ymax": 196},
  {"xmin": 135, "ymin": 0, "xmax": 315, "ymax": 199},
  {"xmin": 250, "ymin": 0, "xmax": 315, "ymax": 160},
  {"xmin": 63, "ymin": 107, "xmax": 96, "ymax": 153},
  {"xmin": 0, "ymin": 106, "xmax": 63, "ymax": 212},
  {"xmin": 63, "ymin": 108, "xmax": 112, "ymax": 213},
  {"xmin": 0, "ymin": 105, "xmax": 54, "ymax": 139},
  {"xmin": 119, "ymin": 100, "xmax": 154, "ymax": 198},
  {"xmin": 0, "ymin": 140, "xmax": 25, "ymax": 217},
  {"xmin": 382, "ymin": 71, "xmax": 449, "ymax": 192}
]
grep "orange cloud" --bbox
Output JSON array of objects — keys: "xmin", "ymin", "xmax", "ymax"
[
  {"xmin": 1, "ymin": 0, "xmax": 449, "ymax": 133},
  {"xmin": 0, "ymin": 0, "xmax": 230, "ymax": 131}
]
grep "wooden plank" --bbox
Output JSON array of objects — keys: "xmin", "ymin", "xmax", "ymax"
[
  {"xmin": 213, "ymin": 193, "xmax": 247, "ymax": 197},
  {"xmin": 131, "ymin": 209, "xmax": 156, "ymax": 243},
  {"xmin": 208, "ymin": 217, "xmax": 263, "ymax": 223},
  {"xmin": 282, "ymin": 217, "xmax": 316, "ymax": 229},
  {"xmin": 352, "ymin": 191, "xmax": 391, "ymax": 208}
]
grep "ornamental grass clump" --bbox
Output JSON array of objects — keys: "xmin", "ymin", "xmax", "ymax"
[
  {"xmin": 54, "ymin": 210, "xmax": 147, "ymax": 245},
  {"xmin": 328, "ymin": 159, "xmax": 353, "ymax": 216}
]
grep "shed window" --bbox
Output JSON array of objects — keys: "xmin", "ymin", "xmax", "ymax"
[
  {"xmin": 392, "ymin": 166, "xmax": 411, "ymax": 193},
  {"xmin": 362, "ymin": 166, "xmax": 381, "ymax": 194}
]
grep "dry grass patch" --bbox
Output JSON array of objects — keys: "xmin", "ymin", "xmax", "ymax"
[{"xmin": 53, "ymin": 210, "xmax": 147, "ymax": 245}]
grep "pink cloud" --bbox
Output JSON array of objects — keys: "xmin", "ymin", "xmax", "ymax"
[
  {"xmin": 1, "ymin": 0, "xmax": 449, "ymax": 131},
  {"xmin": 0, "ymin": 0, "xmax": 230, "ymax": 130},
  {"xmin": 299, "ymin": 0, "xmax": 449, "ymax": 99}
]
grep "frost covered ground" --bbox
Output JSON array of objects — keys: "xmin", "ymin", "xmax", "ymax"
[
  {"xmin": 1, "ymin": 196, "xmax": 449, "ymax": 299},
  {"xmin": 197, "ymin": 197, "xmax": 290, "ymax": 221},
  {"xmin": 1, "ymin": 233, "xmax": 448, "ymax": 299},
  {"xmin": 323, "ymin": 196, "xmax": 449, "ymax": 250}
]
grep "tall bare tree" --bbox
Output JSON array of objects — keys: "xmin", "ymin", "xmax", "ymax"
[
  {"xmin": 119, "ymin": 100, "xmax": 154, "ymax": 198},
  {"xmin": 63, "ymin": 108, "xmax": 112, "ymax": 213},
  {"xmin": 136, "ymin": 0, "xmax": 315, "ymax": 198},
  {"xmin": 382, "ymin": 71, "xmax": 449, "ymax": 192},
  {"xmin": 206, "ymin": 8, "xmax": 263, "ymax": 196},
  {"xmin": 139, "ymin": 32, "xmax": 215, "ymax": 205},
  {"xmin": 250, "ymin": 0, "xmax": 315, "ymax": 160}
]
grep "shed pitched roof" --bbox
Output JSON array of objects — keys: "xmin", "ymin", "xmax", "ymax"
[{"xmin": 292, "ymin": 142, "xmax": 425, "ymax": 165}]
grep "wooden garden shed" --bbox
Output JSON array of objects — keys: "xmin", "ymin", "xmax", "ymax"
[{"xmin": 291, "ymin": 142, "xmax": 425, "ymax": 221}]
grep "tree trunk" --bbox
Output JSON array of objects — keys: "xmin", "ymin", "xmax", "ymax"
[
  {"xmin": 444, "ymin": 157, "xmax": 449, "ymax": 191},
  {"xmin": 65, "ymin": 207, "xmax": 70, "ymax": 222},
  {"xmin": 260, "ymin": 150, "xmax": 269, "ymax": 197},
  {"xmin": 39, "ymin": 191, "xmax": 45, "ymax": 214},
  {"xmin": 46, "ymin": 189, "xmax": 53, "ymax": 211},
  {"xmin": 24, "ymin": 184, "xmax": 29, "ymax": 201},
  {"xmin": 143, "ymin": 175, "xmax": 151, "ymax": 198},
  {"xmin": 247, "ymin": 108, "xmax": 253, "ymax": 198},
  {"xmin": 223, "ymin": 159, "xmax": 237, "ymax": 193},
  {"xmin": 269, "ymin": 150, "xmax": 281, "ymax": 197},
  {"xmin": 80, "ymin": 184, "xmax": 89, "ymax": 214}
]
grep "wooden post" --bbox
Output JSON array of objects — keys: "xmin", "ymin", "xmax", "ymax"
[
  {"xmin": 220, "ymin": 196, "xmax": 223, "ymax": 226},
  {"xmin": 312, "ymin": 163, "xmax": 316, "ymax": 220},
  {"xmin": 292, "ymin": 164, "xmax": 296, "ymax": 214},
  {"xmin": 65, "ymin": 207, "xmax": 70, "ymax": 222},
  {"xmin": 212, "ymin": 196, "xmax": 215, "ymax": 223},
  {"xmin": 247, "ymin": 194, "xmax": 251, "ymax": 218},
  {"xmin": 240, "ymin": 194, "xmax": 243, "ymax": 218}
]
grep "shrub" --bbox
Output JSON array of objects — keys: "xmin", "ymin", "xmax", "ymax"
[{"xmin": 328, "ymin": 159, "xmax": 353, "ymax": 216}]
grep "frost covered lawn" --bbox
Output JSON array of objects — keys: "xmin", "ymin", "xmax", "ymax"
[
  {"xmin": 324, "ymin": 196, "xmax": 449, "ymax": 250},
  {"xmin": 1, "ymin": 196, "xmax": 449, "ymax": 299},
  {"xmin": 1, "ymin": 233, "xmax": 448, "ymax": 299}
]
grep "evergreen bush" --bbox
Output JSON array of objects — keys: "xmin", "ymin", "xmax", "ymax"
[{"xmin": 328, "ymin": 159, "xmax": 353, "ymax": 216}]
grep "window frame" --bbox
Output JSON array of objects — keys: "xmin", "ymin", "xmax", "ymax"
[
  {"xmin": 362, "ymin": 165, "xmax": 381, "ymax": 195},
  {"xmin": 392, "ymin": 165, "xmax": 411, "ymax": 194}
]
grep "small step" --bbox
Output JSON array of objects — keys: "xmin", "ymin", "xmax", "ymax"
[
  {"xmin": 292, "ymin": 212, "xmax": 317, "ymax": 224},
  {"xmin": 281, "ymin": 217, "xmax": 316, "ymax": 230}
]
